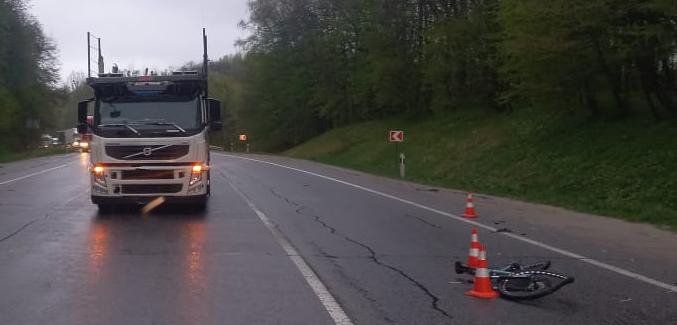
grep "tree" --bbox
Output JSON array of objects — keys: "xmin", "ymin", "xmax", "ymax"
[
  {"xmin": 0, "ymin": 0, "xmax": 60, "ymax": 150},
  {"xmin": 229, "ymin": 0, "xmax": 676, "ymax": 151}
]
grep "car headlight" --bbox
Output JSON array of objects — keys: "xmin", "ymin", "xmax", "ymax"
[{"xmin": 80, "ymin": 142, "xmax": 89, "ymax": 148}]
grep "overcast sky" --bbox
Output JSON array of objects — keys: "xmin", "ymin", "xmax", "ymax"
[{"xmin": 29, "ymin": 0, "xmax": 250, "ymax": 83}]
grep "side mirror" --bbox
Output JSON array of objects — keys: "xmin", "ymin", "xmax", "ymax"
[
  {"xmin": 211, "ymin": 121, "xmax": 223, "ymax": 132},
  {"xmin": 207, "ymin": 98, "xmax": 223, "ymax": 131},
  {"xmin": 77, "ymin": 100, "xmax": 90, "ymax": 133}
]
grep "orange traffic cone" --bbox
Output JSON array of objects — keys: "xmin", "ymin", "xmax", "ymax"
[
  {"xmin": 466, "ymin": 228, "xmax": 481, "ymax": 268},
  {"xmin": 462, "ymin": 192, "xmax": 478, "ymax": 218},
  {"xmin": 465, "ymin": 245, "xmax": 499, "ymax": 299}
]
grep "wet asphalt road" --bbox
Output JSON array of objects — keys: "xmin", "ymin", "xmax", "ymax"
[{"xmin": 0, "ymin": 152, "xmax": 675, "ymax": 325}]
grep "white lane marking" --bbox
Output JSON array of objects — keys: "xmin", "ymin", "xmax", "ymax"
[
  {"xmin": 0, "ymin": 163, "xmax": 74, "ymax": 186},
  {"xmin": 218, "ymin": 154, "xmax": 677, "ymax": 294},
  {"xmin": 223, "ymin": 175, "xmax": 354, "ymax": 325}
]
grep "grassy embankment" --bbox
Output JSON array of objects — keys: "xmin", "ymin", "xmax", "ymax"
[
  {"xmin": 285, "ymin": 107, "xmax": 677, "ymax": 229},
  {"xmin": 0, "ymin": 147, "xmax": 72, "ymax": 164}
]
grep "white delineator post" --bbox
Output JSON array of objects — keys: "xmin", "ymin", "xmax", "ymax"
[{"xmin": 399, "ymin": 153, "xmax": 406, "ymax": 178}]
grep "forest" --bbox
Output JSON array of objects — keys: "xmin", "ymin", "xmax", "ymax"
[
  {"xmin": 0, "ymin": 0, "xmax": 60, "ymax": 151},
  {"xmin": 209, "ymin": 0, "xmax": 677, "ymax": 150},
  {"xmin": 2, "ymin": 0, "xmax": 676, "ymax": 153}
]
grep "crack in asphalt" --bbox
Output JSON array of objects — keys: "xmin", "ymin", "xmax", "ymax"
[
  {"xmin": 341, "ymin": 236, "xmax": 454, "ymax": 321},
  {"xmin": 270, "ymin": 188, "xmax": 301, "ymax": 207},
  {"xmin": 267, "ymin": 186, "xmax": 454, "ymax": 320},
  {"xmin": 405, "ymin": 213, "xmax": 443, "ymax": 229},
  {"xmin": 308, "ymin": 242, "xmax": 397, "ymax": 325},
  {"xmin": 314, "ymin": 246, "xmax": 340, "ymax": 259},
  {"xmin": 293, "ymin": 205, "xmax": 454, "ymax": 321},
  {"xmin": 0, "ymin": 214, "xmax": 47, "ymax": 244},
  {"xmin": 297, "ymin": 206, "xmax": 339, "ymax": 235}
]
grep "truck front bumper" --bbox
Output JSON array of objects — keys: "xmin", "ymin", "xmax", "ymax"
[
  {"xmin": 91, "ymin": 194, "xmax": 207, "ymax": 205},
  {"xmin": 90, "ymin": 164, "xmax": 209, "ymax": 202}
]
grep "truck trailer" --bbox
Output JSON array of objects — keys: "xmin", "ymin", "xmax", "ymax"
[
  {"xmin": 77, "ymin": 30, "xmax": 222, "ymax": 210},
  {"xmin": 56, "ymin": 128, "xmax": 76, "ymax": 147}
]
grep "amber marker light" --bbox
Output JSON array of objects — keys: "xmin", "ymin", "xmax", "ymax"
[
  {"xmin": 93, "ymin": 165, "xmax": 104, "ymax": 175},
  {"xmin": 192, "ymin": 164, "xmax": 203, "ymax": 173}
]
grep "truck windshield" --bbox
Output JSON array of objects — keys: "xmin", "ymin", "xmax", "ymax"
[{"xmin": 98, "ymin": 98, "xmax": 200, "ymax": 130}]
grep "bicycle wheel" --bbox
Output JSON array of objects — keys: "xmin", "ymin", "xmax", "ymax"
[{"xmin": 497, "ymin": 271, "xmax": 574, "ymax": 300}]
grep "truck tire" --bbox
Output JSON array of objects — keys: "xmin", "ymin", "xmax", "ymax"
[
  {"xmin": 97, "ymin": 203, "xmax": 114, "ymax": 214},
  {"xmin": 202, "ymin": 171, "xmax": 210, "ymax": 197},
  {"xmin": 193, "ymin": 196, "xmax": 208, "ymax": 211}
]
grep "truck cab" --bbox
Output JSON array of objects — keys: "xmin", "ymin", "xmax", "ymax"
[{"xmin": 78, "ymin": 72, "xmax": 222, "ymax": 210}]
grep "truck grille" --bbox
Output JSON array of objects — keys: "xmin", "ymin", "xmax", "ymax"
[
  {"xmin": 105, "ymin": 145, "xmax": 189, "ymax": 160},
  {"xmin": 121, "ymin": 170, "xmax": 175, "ymax": 180},
  {"xmin": 121, "ymin": 184, "xmax": 182, "ymax": 194}
]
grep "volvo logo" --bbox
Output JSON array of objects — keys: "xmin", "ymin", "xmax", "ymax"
[{"xmin": 121, "ymin": 144, "xmax": 174, "ymax": 159}]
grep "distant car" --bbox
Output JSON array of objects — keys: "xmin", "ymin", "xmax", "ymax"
[
  {"xmin": 59, "ymin": 128, "xmax": 77, "ymax": 148},
  {"xmin": 40, "ymin": 134, "xmax": 54, "ymax": 148},
  {"xmin": 79, "ymin": 141, "xmax": 90, "ymax": 152}
]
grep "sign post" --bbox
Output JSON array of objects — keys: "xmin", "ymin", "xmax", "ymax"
[{"xmin": 389, "ymin": 130, "xmax": 405, "ymax": 177}]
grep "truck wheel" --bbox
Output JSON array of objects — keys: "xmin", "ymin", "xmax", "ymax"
[
  {"xmin": 193, "ymin": 196, "xmax": 208, "ymax": 211},
  {"xmin": 97, "ymin": 203, "xmax": 114, "ymax": 214},
  {"xmin": 205, "ymin": 171, "xmax": 211, "ymax": 196}
]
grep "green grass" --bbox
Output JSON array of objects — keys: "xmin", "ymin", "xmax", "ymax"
[
  {"xmin": 0, "ymin": 147, "xmax": 73, "ymax": 163},
  {"xmin": 285, "ymin": 107, "xmax": 677, "ymax": 230}
]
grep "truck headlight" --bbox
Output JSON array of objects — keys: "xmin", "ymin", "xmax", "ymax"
[
  {"xmin": 92, "ymin": 165, "xmax": 106, "ymax": 186},
  {"xmin": 93, "ymin": 166, "xmax": 104, "ymax": 175},
  {"xmin": 189, "ymin": 164, "xmax": 207, "ymax": 186},
  {"xmin": 189, "ymin": 164, "xmax": 203, "ymax": 186}
]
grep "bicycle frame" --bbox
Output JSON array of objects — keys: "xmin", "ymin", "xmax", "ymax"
[
  {"xmin": 454, "ymin": 260, "xmax": 574, "ymax": 300},
  {"xmin": 455, "ymin": 261, "xmax": 544, "ymax": 279}
]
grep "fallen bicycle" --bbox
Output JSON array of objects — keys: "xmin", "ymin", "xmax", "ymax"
[{"xmin": 455, "ymin": 260, "xmax": 575, "ymax": 300}]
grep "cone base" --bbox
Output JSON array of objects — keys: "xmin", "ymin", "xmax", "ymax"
[
  {"xmin": 465, "ymin": 290, "xmax": 499, "ymax": 299},
  {"xmin": 462, "ymin": 214, "xmax": 478, "ymax": 218}
]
